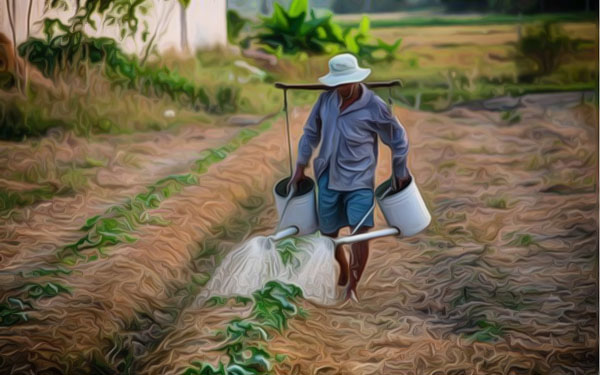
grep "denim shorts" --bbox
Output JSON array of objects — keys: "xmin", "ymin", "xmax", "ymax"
[{"xmin": 317, "ymin": 170, "xmax": 374, "ymax": 234}]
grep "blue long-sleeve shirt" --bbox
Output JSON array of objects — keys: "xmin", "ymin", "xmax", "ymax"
[{"xmin": 297, "ymin": 83, "xmax": 409, "ymax": 191}]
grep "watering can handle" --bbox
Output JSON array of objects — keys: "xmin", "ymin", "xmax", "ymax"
[
  {"xmin": 336, "ymin": 227, "xmax": 400, "ymax": 246},
  {"xmin": 274, "ymin": 184, "xmax": 296, "ymax": 233},
  {"xmin": 350, "ymin": 184, "xmax": 394, "ymax": 236}
]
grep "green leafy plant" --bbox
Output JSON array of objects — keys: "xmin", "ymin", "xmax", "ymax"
[
  {"xmin": 60, "ymin": 173, "xmax": 199, "ymax": 263},
  {"xmin": 227, "ymin": 9, "xmax": 249, "ymax": 44},
  {"xmin": 342, "ymin": 16, "xmax": 402, "ymax": 61},
  {"xmin": 25, "ymin": 282, "xmax": 71, "ymax": 299},
  {"xmin": 184, "ymin": 281, "xmax": 304, "ymax": 375},
  {"xmin": 249, "ymin": 0, "xmax": 401, "ymax": 61},
  {"xmin": 61, "ymin": 125, "xmax": 268, "ymax": 264},
  {"xmin": 252, "ymin": 0, "xmax": 345, "ymax": 55},
  {"xmin": 0, "ymin": 298, "xmax": 31, "ymax": 327},
  {"xmin": 275, "ymin": 238, "xmax": 302, "ymax": 267},
  {"xmin": 18, "ymin": 19, "xmax": 237, "ymax": 114},
  {"xmin": 250, "ymin": 281, "xmax": 304, "ymax": 332}
]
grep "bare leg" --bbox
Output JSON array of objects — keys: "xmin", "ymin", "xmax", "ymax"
[
  {"xmin": 346, "ymin": 226, "xmax": 370, "ymax": 301},
  {"xmin": 323, "ymin": 229, "xmax": 348, "ymax": 286}
]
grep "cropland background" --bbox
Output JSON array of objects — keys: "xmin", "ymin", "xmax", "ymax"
[{"xmin": 0, "ymin": 0, "xmax": 598, "ymax": 373}]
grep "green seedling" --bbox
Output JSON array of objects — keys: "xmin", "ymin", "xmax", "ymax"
[
  {"xmin": 510, "ymin": 233, "xmax": 536, "ymax": 247},
  {"xmin": 0, "ymin": 298, "xmax": 31, "ymax": 327},
  {"xmin": 275, "ymin": 238, "xmax": 302, "ymax": 267},
  {"xmin": 486, "ymin": 197, "xmax": 507, "ymax": 209},
  {"xmin": 464, "ymin": 319, "xmax": 504, "ymax": 343},
  {"xmin": 25, "ymin": 282, "xmax": 71, "ymax": 299},
  {"xmin": 185, "ymin": 282, "xmax": 305, "ymax": 375}
]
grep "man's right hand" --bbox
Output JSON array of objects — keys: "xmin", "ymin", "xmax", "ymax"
[{"xmin": 286, "ymin": 164, "xmax": 306, "ymax": 195}]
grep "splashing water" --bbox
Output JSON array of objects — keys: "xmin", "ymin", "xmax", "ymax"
[{"xmin": 196, "ymin": 235, "xmax": 341, "ymax": 306}]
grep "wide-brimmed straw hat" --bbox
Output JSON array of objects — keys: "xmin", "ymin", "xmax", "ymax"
[{"xmin": 318, "ymin": 53, "xmax": 371, "ymax": 87}]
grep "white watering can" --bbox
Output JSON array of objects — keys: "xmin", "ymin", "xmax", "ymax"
[
  {"xmin": 272, "ymin": 174, "xmax": 431, "ymax": 242},
  {"xmin": 273, "ymin": 176, "xmax": 319, "ymax": 236}
]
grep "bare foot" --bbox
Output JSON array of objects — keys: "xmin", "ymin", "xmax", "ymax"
[{"xmin": 344, "ymin": 285, "xmax": 359, "ymax": 303}]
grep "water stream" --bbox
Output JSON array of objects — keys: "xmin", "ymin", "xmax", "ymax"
[{"xmin": 196, "ymin": 234, "xmax": 341, "ymax": 306}]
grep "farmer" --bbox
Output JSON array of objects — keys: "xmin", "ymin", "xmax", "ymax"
[{"xmin": 287, "ymin": 53, "xmax": 411, "ymax": 302}]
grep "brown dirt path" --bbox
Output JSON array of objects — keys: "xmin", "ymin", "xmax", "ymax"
[{"xmin": 139, "ymin": 97, "xmax": 597, "ymax": 374}]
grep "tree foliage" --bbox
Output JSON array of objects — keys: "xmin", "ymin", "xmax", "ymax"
[{"xmin": 44, "ymin": 0, "xmax": 151, "ymax": 41}]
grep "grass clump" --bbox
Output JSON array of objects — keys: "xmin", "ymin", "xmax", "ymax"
[
  {"xmin": 500, "ymin": 109, "xmax": 521, "ymax": 124},
  {"xmin": 337, "ymin": 13, "xmax": 597, "ymax": 29},
  {"xmin": 0, "ymin": 185, "xmax": 60, "ymax": 214},
  {"xmin": 514, "ymin": 22, "xmax": 587, "ymax": 82},
  {"xmin": 0, "ymin": 100, "xmax": 68, "ymax": 141}
]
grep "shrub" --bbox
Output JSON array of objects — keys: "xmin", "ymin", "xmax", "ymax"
[
  {"xmin": 0, "ymin": 99, "xmax": 65, "ymax": 140},
  {"xmin": 18, "ymin": 19, "xmax": 237, "ymax": 114},
  {"xmin": 514, "ymin": 22, "xmax": 581, "ymax": 82}
]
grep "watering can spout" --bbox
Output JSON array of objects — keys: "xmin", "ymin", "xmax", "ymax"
[
  {"xmin": 334, "ymin": 227, "xmax": 400, "ymax": 246},
  {"xmin": 269, "ymin": 226, "xmax": 299, "ymax": 241}
]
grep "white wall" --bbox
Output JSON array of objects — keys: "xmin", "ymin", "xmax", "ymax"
[{"xmin": 0, "ymin": 0, "xmax": 227, "ymax": 57}]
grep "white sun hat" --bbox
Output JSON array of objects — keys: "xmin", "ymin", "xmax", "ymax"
[{"xmin": 318, "ymin": 53, "xmax": 371, "ymax": 87}]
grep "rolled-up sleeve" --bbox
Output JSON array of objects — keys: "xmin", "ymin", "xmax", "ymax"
[
  {"xmin": 372, "ymin": 98, "xmax": 410, "ymax": 178},
  {"xmin": 297, "ymin": 93, "xmax": 324, "ymax": 166}
]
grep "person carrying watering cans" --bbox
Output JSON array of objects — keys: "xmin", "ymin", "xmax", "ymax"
[{"xmin": 287, "ymin": 53, "xmax": 411, "ymax": 302}]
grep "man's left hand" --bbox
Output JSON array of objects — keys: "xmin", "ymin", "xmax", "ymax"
[{"xmin": 395, "ymin": 176, "xmax": 411, "ymax": 191}]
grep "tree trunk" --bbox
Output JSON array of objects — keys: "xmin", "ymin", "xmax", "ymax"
[
  {"xmin": 180, "ymin": 3, "xmax": 189, "ymax": 53},
  {"xmin": 6, "ymin": 0, "xmax": 21, "ymax": 94},
  {"xmin": 24, "ymin": 0, "xmax": 33, "ymax": 95}
]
